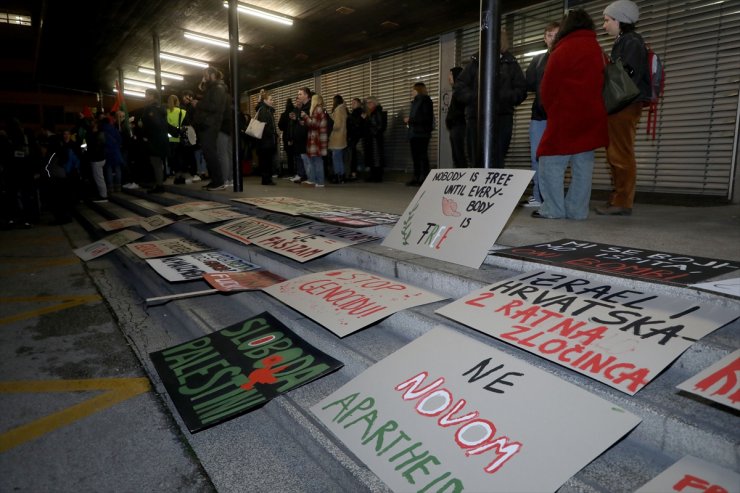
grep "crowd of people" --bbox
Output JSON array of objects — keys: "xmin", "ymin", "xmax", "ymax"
[{"xmin": 0, "ymin": 1, "xmax": 649, "ymax": 228}]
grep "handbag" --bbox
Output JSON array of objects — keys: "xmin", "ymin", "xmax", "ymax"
[
  {"xmin": 245, "ymin": 116, "xmax": 266, "ymax": 139},
  {"xmin": 603, "ymin": 56, "xmax": 640, "ymax": 114}
]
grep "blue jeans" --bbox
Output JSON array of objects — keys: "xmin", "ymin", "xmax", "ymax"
[
  {"xmin": 331, "ymin": 148, "xmax": 345, "ymax": 175},
  {"xmin": 529, "ymin": 119, "xmax": 547, "ymax": 202},
  {"xmin": 309, "ymin": 156, "xmax": 325, "ymax": 185},
  {"xmin": 538, "ymin": 151, "xmax": 594, "ymax": 220},
  {"xmin": 301, "ymin": 154, "xmax": 312, "ymax": 181}
]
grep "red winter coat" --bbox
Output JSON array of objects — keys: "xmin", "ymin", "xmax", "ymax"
[{"xmin": 537, "ymin": 29, "xmax": 608, "ymax": 158}]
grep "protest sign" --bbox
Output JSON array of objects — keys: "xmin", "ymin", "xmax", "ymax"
[
  {"xmin": 302, "ymin": 208, "xmax": 399, "ymax": 227},
  {"xmin": 494, "ymin": 239, "xmax": 740, "ymax": 286},
  {"xmin": 165, "ymin": 201, "xmax": 231, "ymax": 216},
  {"xmin": 690, "ymin": 277, "xmax": 740, "ymax": 299},
  {"xmin": 184, "ymin": 208, "xmax": 246, "ymax": 224},
  {"xmin": 312, "ymin": 326, "xmax": 640, "ymax": 492},
  {"xmin": 382, "ymin": 168, "xmax": 533, "ymax": 268},
  {"xmin": 204, "ymin": 271, "xmax": 286, "ymax": 292},
  {"xmin": 263, "ymin": 268, "xmax": 446, "ymax": 337},
  {"xmin": 300, "ymin": 223, "xmax": 380, "ymax": 245},
  {"xmin": 635, "ymin": 456, "xmax": 740, "ymax": 493},
  {"xmin": 677, "ymin": 348, "xmax": 740, "ymax": 411},
  {"xmin": 251, "ymin": 230, "xmax": 350, "ymax": 263},
  {"xmin": 126, "ymin": 238, "xmax": 211, "ymax": 259},
  {"xmin": 212, "ymin": 217, "xmax": 292, "ymax": 246},
  {"xmin": 73, "ymin": 229, "xmax": 144, "ymax": 261},
  {"xmin": 254, "ymin": 212, "xmax": 312, "ymax": 230},
  {"xmin": 232, "ymin": 196, "xmax": 330, "ymax": 216},
  {"xmin": 145, "ymin": 250, "xmax": 259, "ymax": 282},
  {"xmin": 98, "ymin": 216, "xmax": 142, "ymax": 231},
  {"xmin": 139, "ymin": 214, "xmax": 174, "ymax": 232},
  {"xmin": 436, "ymin": 271, "xmax": 739, "ymax": 395},
  {"xmin": 151, "ymin": 311, "xmax": 343, "ymax": 432}
]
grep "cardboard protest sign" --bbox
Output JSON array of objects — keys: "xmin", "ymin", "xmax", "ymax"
[
  {"xmin": 73, "ymin": 229, "xmax": 144, "ymax": 261},
  {"xmin": 204, "ymin": 271, "xmax": 286, "ymax": 292},
  {"xmin": 635, "ymin": 456, "xmax": 740, "ymax": 493},
  {"xmin": 184, "ymin": 208, "xmax": 246, "ymax": 224},
  {"xmin": 300, "ymin": 223, "xmax": 380, "ymax": 245},
  {"xmin": 691, "ymin": 277, "xmax": 740, "ymax": 299},
  {"xmin": 151, "ymin": 311, "xmax": 343, "ymax": 432},
  {"xmin": 312, "ymin": 326, "xmax": 641, "ymax": 492},
  {"xmin": 251, "ymin": 229, "xmax": 350, "ymax": 263},
  {"xmin": 139, "ymin": 214, "xmax": 175, "ymax": 232},
  {"xmin": 98, "ymin": 216, "xmax": 142, "ymax": 231},
  {"xmin": 263, "ymin": 268, "xmax": 446, "ymax": 337},
  {"xmin": 254, "ymin": 212, "xmax": 312, "ymax": 230},
  {"xmin": 232, "ymin": 196, "xmax": 330, "ymax": 216},
  {"xmin": 165, "ymin": 201, "xmax": 230, "ymax": 216},
  {"xmin": 436, "ymin": 271, "xmax": 739, "ymax": 395},
  {"xmin": 494, "ymin": 239, "xmax": 740, "ymax": 286},
  {"xmin": 126, "ymin": 238, "xmax": 211, "ymax": 259},
  {"xmin": 145, "ymin": 250, "xmax": 259, "ymax": 282},
  {"xmin": 212, "ymin": 217, "xmax": 292, "ymax": 246},
  {"xmin": 383, "ymin": 168, "xmax": 533, "ymax": 268},
  {"xmin": 303, "ymin": 208, "xmax": 399, "ymax": 227},
  {"xmin": 677, "ymin": 349, "xmax": 740, "ymax": 411}
]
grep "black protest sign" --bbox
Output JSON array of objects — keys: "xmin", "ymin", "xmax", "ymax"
[
  {"xmin": 150, "ymin": 312, "xmax": 343, "ymax": 432},
  {"xmin": 495, "ymin": 239, "xmax": 740, "ymax": 285}
]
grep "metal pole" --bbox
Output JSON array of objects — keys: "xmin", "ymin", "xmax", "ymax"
[
  {"xmin": 478, "ymin": 0, "xmax": 502, "ymax": 168},
  {"xmin": 152, "ymin": 32, "xmax": 162, "ymax": 101},
  {"xmin": 228, "ymin": 0, "xmax": 243, "ymax": 192}
]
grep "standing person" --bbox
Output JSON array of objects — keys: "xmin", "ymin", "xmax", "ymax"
[
  {"xmin": 278, "ymin": 98, "xmax": 296, "ymax": 180},
  {"xmin": 193, "ymin": 67, "xmax": 227, "ymax": 191},
  {"xmin": 218, "ymin": 90, "xmax": 234, "ymax": 188},
  {"xmin": 445, "ymin": 67, "xmax": 467, "ymax": 168},
  {"xmin": 179, "ymin": 90, "xmax": 200, "ymax": 182},
  {"xmin": 166, "ymin": 95, "xmax": 187, "ymax": 184},
  {"xmin": 533, "ymin": 9, "xmax": 608, "ymax": 220},
  {"xmin": 139, "ymin": 89, "xmax": 169, "ymax": 193},
  {"xmin": 328, "ymin": 94, "xmax": 348, "ymax": 184},
  {"xmin": 363, "ymin": 96, "xmax": 387, "ymax": 182},
  {"xmin": 303, "ymin": 93, "xmax": 328, "ymax": 187},
  {"xmin": 404, "ymin": 82, "xmax": 434, "ymax": 186},
  {"xmin": 346, "ymin": 97, "xmax": 365, "ymax": 181},
  {"xmin": 254, "ymin": 89, "xmax": 278, "ymax": 186},
  {"xmin": 101, "ymin": 112, "xmax": 124, "ymax": 193},
  {"xmin": 524, "ymin": 21, "xmax": 560, "ymax": 208},
  {"xmin": 598, "ymin": 0, "xmax": 649, "ymax": 216},
  {"xmin": 87, "ymin": 117, "xmax": 108, "ymax": 201},
  {"xmin": 289, "ymin": 87, "xmax": 312, "ymax": 183}
]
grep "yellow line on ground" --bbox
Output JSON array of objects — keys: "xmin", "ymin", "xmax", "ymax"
[
  {"xmin": 0, "ymin": 295, "xmax": 102, "ymax": 326},
  {"xmin": 0, "ymin": 377, "xmax": 151, "ymax": 453}
]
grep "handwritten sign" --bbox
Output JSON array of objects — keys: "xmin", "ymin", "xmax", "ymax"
[
  {"xmin": 263, "ymin": 269, "xmax": 445, "ymax": 337},
  {"xmin": 691, "ymin": 277, "xmax": 740, "ymax": 299},
  {"xmin": 212, "ymin": 217, "xmax": 292, "ymax": 246},
  {"xmin": 139, "ymin": 214, "xmax": 174, "ymax": 232},
  {"xmin": 302, "ymin": 208, "xmax": 400, "ymax": 227},
  {"xmin": 151, "ymin": 311, "xmax": 343, "ymax": 432},
  {"xmin": 73, "ymin": 230, "xmax": 144, "ymax": 261},
  {"xmin": 204, "ymin": 271, "xmax": 285, "ymax": 292},
  {"xmin": 251, "ymin": 230, "xmax": 349, "ymax": 263},
  {"xmin": 126, "ymin": 238, "xmax": 211, "ymax": 259},
  {"xmin": 436, "ymin": 271, "xmax": 739, "ymax": 395},
  {"xmin": 98, "ymin": 216, "xmax": 142, "ymax": 231},
  {"xmin": 383, "ymin": 168, "xmax": 533, "ymax": 268},
  {"xmin": 232, "ymin": 196, "xmax": 331, "ymax": 216},
  {"xmin": 165, "ymin": 201, "xmax": 230, "ymax": 216},
  {"xmin": 635, "ymin": 456, "xmax": 740, "ymax": 493},
  {"xmin": 677, "ymin": 349, "xmax": 740, "ymax": 411},
  {"xmin": 494, "ymin": 239, "xmax": 740, "ymax": 286},
  {"xmin": 312, "ymin": 326, "xmax": 640, "ymax": 492},
  {"xmin": 145, "ymin": 250, "xmax": 259, "ymax": 282},
  {"xmin": 184, "ymin": 208, "xmax": 246, "ymax": 224}
]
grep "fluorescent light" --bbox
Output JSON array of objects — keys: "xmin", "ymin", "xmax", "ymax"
[
  {"xmin": 113, "ymin": 88, "xmax": 146, "ymax": 98},
  {"xmin": 184, "ymin": 31, "xmax": 243, "ymax": 50},
  {"xmin": 160, "ymin": 52, "xmax": 210, "ymax": 68},
  {"xmin": 523, "ymin": 49, "xmax": 547, "ymax": 57},
  {"xmin": 225, "ymin": 2, "xmax": 293, "ymax": 26},
  {"xmin": 123, "ymin": 78, "xmax": 162, "ymax": 90},
  {"xmin": 138, "ymin": 67, "xmax": 184, "ymax": 81}
]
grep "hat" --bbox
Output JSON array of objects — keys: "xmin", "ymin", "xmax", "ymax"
[{"xmin": 604, "ymin": 0, "xmax": 640, "ymax": 24}]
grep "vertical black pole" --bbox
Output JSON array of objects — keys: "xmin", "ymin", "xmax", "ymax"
[
  {"xmin": 478, "ymin": 0, "xmax": 501, "ymax": 168},
  {"xmin": 117, "ymin": 67, "xmax": 124, "ymax": 94},
  {"xmin": 152, "ymin": 32, "xmax": 162, "ymax": 100},
  {"xmin": 228, "ymin": 0, "xmax": 242, "ymax": 192}
]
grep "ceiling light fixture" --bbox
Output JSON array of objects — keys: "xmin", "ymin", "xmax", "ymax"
[
  {"xmin": 523, "ymin": 49, "xmax": 547, "ymax": 57},
  {"xmin": 225, "ymin": 2, "xmax": 293, "ymax": 26},
  {"xmin": 123, "ymin": 78, "xmax": 164, "ymax": 90},
  {"xmin": 160, "ymin": 51, "xmax": 210, "ymax": 68},
  {"xmin": 113, "ymin": 88, "xmax": 146, "ymax": 98},
  {"xmin": 184, "ymin": 31, "xmax": 243, "ymax": 50},
  {"xmin": 138, "ymin": 67, "xmax": 184, "ymax": 81}
]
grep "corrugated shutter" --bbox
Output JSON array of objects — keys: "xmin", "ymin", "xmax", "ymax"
[{"xmin": 319, "ymin": 63, "xmax": 371, "ymax": 107}]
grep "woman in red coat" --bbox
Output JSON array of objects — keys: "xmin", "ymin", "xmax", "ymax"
[{"xmin": 534, "ymin": 9, "xmax": 608, "ymax": 220}]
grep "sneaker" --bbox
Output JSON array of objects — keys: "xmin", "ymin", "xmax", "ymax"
[
  {"xmin": 290, "ymin": 175, "xmax": 302, "ymax": 183},
  {"xmin": 302, "ymin": 181, "xmax": 315, "ymax": 186},
  {"xmin": 224, "ymin": 180, "xmax": 233, "ymax": 187},
  {"xmin": 191, "ymin": 175, "xmax": 202, "ymax": 182},
  {"xmin": 523, "ymin": 197, "xmax": 542, "ymax": 208},
  {"xmin": 122, "ymin": 182, "xmax": 139, "ymax": 190},
  {"xmin": 206, "ymin": 184, "xmax": 227, "ymax": 191},
  {"xmin": 185, "ymin": 178, "xmax": 193, "ymax": 184},
  {"xmin": 315, "ymin": 183, "xmax": 325, "ymax": 188}
]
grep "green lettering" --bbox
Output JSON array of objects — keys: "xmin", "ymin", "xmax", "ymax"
[
  {"xmin": 178, "ymin": 366, "xmax": 241, "ymax": 396},
  {"xmin": 221, "ymin": 317, "xmax": 270, "ymax": 338}
]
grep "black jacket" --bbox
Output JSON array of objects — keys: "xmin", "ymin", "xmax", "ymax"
[
  {"xmin": 255, "ymin": 102, "xmax": 277, "ymax": 151},
  {"xmin": 407, "ymin": 94, "xmax": 434, "ymax": 138},
  {"xmin": 611, "ymin": 31, "xmax": 650, "ymax": 103},
  {"xmin": 526, "ymin": 52, "xmax": 550, "ymax": 121},
  {"xmin": 454, "ymin": 51, "xmax": 527, "ymax": 120}
]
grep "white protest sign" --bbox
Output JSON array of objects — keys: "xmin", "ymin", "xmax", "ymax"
[
  {"xmin": 382, "ymin": 168, "xmax": 533, "ymax": 268},
  {"xmin": 145, "ymin": 250, "xmax": 259, "ymax": 282},
  {"xmin": 126, "ymin": 238, "xmax": 211, "ymax": 259},
  {"xmin": 635, "ymin": 456, "xmax": 740, "ymax": 493},
  {"xmin": 691, "ymin": 277, "xmax": 740, "ymax": 298},
  {"xmin": 312, "ymin": 326, "xmax": 641, "ymax": 492},
  {"xmin": 263, "ymin": 268, "xmax": 446, "ymax": 337},
  {"xmin": 436, "ymin": 271, "xmax": 739, "ymax": 395},
  {"xmin": 300, "ymin": 223, "xmax": 380, "ymax": 245},
  {"xmin": 212, "ymin": 217, "xmax": 291, "ymax": 246},
  {"xmin": 98, "ymin": 216, "xmax": 142, "ymax": 231},
  {"xmin": 184, "ymin": 208, "xmax": 246, "ymax": 224},
  {"xmin": 677, "ymin": 349, "xmax": 740, "ymax": 411},
  {"xmin": 251, "ymin": 229, "xmax": 349, "ymax": 263},
  {"xmin": 164, "ymin": 201, "xmax": 230, "ymax": 216},
  {"xmin": 139, "ymin": 214, "xmax": 174, "ymax": 232},
  {"xmin": 73, "ymin": 229, "xmax": 144, "ymax": 261},
  {"xmin": 232, "ymin": 196, "xmax": 330, "ymax": 215}
]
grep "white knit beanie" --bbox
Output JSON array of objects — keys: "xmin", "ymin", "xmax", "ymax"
[{"xmin": 604, "ymin": 0, "xmax": 640, "ymax": 24}]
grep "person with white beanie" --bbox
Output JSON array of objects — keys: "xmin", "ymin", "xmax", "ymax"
[{"xmin": 597, "ymin": 0, "xmax": 650, "ymax": 216}]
